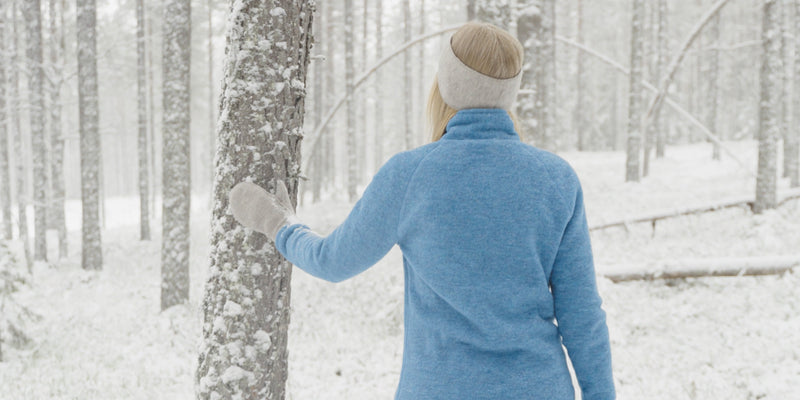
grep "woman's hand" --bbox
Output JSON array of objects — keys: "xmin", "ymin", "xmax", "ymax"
[{"xmin": 229, "ymin": 180, "xmax": 297, "ymax": 241}]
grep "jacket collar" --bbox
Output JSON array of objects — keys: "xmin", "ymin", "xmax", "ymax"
[{"xmin": 442, "ymin": 108, "xmax": 519, "ymax": 141}]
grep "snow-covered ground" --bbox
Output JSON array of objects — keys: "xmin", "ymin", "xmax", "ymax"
[{"xmin": 1, "ymin": 140, "xmax": 799, "ymax": 399}]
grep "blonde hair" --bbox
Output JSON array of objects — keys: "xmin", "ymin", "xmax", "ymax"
[{"xmin": 427, "ymin": 22, "xmax": 524, "ymax": 142}]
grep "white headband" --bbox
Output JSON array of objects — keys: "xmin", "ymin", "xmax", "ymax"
[{"xmin": 436, "ymin": 36, "xmax": 523, "ymax": 111}]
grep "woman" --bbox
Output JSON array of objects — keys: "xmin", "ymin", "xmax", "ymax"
[{"xmin": 230, "ymin": 22, "xmax": 615, "ymax": 400}]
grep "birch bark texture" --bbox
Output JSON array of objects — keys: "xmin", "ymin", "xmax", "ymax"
[
  {"xmin": 160, "ymin": 0, "xmax": 191, "ymax": 310},
  {"xmin": 23, "ymin": 0, "xmax": 48, "ymax": 262},
  {"xmin": 77, "ymin": 0, "xmax": 102, "ymax": 270},
  {"xmin": 517, "ymin": 2, "xmax": 540, "ymax": 145},
  {"xmin": 791, "ymin": 0, "xmax": 800, "ymax": 187},
  {"xmin": 626, "ymin": 0, "xmax": 645, "ymax": 182},
  {"xmin": 196, "ymin": 2, "xmax": 313, "ymax": 399},
  {"xmin": 136, "ymin": 0, "xmax": 150, "ymax": 241},
  {"xmin": 755, "ymin": 0, "xmax": 781, "ymax": 213},
  {"xmin": 0, "ymin": 2, "xmax": 10, "ymax": 240},
  {"xmin": 48, "ymin": 0, "xmax": 67, "ymax": 258}
]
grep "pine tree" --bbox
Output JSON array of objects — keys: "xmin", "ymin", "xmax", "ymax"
[
  {"xmin": 77, "ymin": 0, "xmax": 102, "ymax": 270},
  {"xmin": 160, "ymin": 0, "xmax": 191, "ymax": 310},
  {"xmin": 22, "ymin": 0, "xmax": 47, "ymax": 262},
  {"xmin": 626, "ymin": 0, "xmax": 645, "ymax": 182},
  {"xmin": 197, "ymin": 1, "xmax": 313, "ymax": 398},
  {"xmin": 754, "ymin": 0, "xmax": 781, "ymax": 213},
  {"xmin": 136, "ymin": 0, "xmax": 150, "ymax": 241}
]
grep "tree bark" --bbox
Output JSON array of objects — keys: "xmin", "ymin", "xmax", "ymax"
[
  {"xmin": 754, "ymin": 0, "xmax": 781, "ymax": 214},
  {"xmin": 626, "ymin": 0, "xmax": 645, "ymax": 182},
  {"xmin": 196, "ymin": 1, "xmax": 313, "ymax": 398},
  {"xmin": 790, "ymin": 0, "xmax": 800, "ymax": 187},
  {"xmin": 403, "ymin": 0, "xmax": 412, "ymax": 151},
  {"xmin": 574, "ymin": 0, "xmax": 587, "ymax": 151},
  {"xmin": 0, "ymin": 2, "xmax": 11, "ymax": 241},
  {"xmin": 706, "ymin": 11, "xmax": 720, "ymax": 160},
  {"xmin": 160, "ymin": 0, "xmax": 191, "ymax": 310},
  {"xmin": 136, "ymin": 0, "xmax": 150, "ymax": 241},
  {"xmin": 475, "ymin": 0, "xmax": 512, "ymax": 30},
  {"xmin": 77, "ymin": 0, "xmax": 102, "ymax": 270},
  {"xmin": 374, "ymin": 0, "xmax": 383, "ymax": 169},
  {"xmin": 654, "ymin": 0, "xmax": 668, "ymax": 158},
  {"xmin": 346, "ymin": 0, "xmax": 357, "ymax": 201},
  {"xmin": 48, "ymin": 0, "xmax": 67, "ymax": 258},
  {"xmin": 23, "ymin": 0, "xmax": 48, "ymax": 262}
]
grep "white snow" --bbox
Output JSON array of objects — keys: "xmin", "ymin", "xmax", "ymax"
[{"xmin": 0, "ymin": 141, "xmax": 798, "ymax": 399}]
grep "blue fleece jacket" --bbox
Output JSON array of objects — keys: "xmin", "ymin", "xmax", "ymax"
[{"xmin": 276, "ymin": 108, "xmax": 615, "ymax": 399}]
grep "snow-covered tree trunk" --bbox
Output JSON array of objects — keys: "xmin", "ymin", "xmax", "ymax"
[
  {"xmin": 374, "ymin": 0, "xmax": 383, "ymax": 168},
  {"xmin": 476, "ymin": 0, "xmax": 512, "ymax": 30},
  {"xmin": 403, "ymin": 0, "xmax": 412, "ymax": 150},
  {"xmin": 311, "ymin": 7, "xmax": 323, "ymax": 203},
  {"xmin": 626, "ymin": 0, "xmax": 645, "ymax": 182},
  {"xmin": 196, "ymin": 1, "xmax": 313, "ymax": 399},
  {"xmin": 147, "ymin": 4, "xmax": 157, "ymax": 218},
  {"xmin": 754, "ymin": 0, "xmax": 781, "ymax": 213},
  {"xmin": 790, "ymin": 0, "xmax": 800, "ymax": 187},
  {"xmin": 48, "ymin": 0, "xmax": 67, "ymax": 258},
  {"xmin": 10, "ymin": 1, "xmax": 31, "ymax": 270},
  {"xmin": 208, "ymin": 0, "xmax": 215, "ymax": 193},
  {"xmin": 654, "ymin": 0, "xmax": 668, "ymax": 158},
  {"xmin": 517, "ymin": 2, "xmax": 540, "ymax": 145},
  {"xmin": 574, "ymin": 0, "xmax": 587, "ymax": 151},
  {"xmin": 136, "ymin": 0, "xmax": 150, "ymax": 241},
  {"xmin": 23, "ymin": 0, "xmax": 48, "ymax": 262},
  {"xmin": 323, "ymin": 1, "xmax": 335, "ymax": 194},
  {"xmin": 160, "ymin": 0, "xmax": 191, "ymax": 310},
  {"xmin": 539, "ymin": 0, "xmax": 556, "ymax": 150},
  {"xmin": 77, "ymin": 0, "xmax": 102, "ymax": 270},
  {"xmin": 0, "ymin": 3, "xmax": 11, "ymax": 241},
  {"xmin": 706, "ymin": 11, "xmax": 720, "ymax": 160},
  {"xmin": 781, "ymin": 0, "xmax": 792, "ymax": 177},
  {"xmin": 346, "ymin": 0, "xmax": 357, "ymax": 201}
]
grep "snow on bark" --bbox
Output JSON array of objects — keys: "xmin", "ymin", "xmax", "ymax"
[
  {"xmin": 626, "ymin": 0, "xmax": 645, "ymax": 182},
  {"xmin": 196, "ymin": 1, "xmax": 313, "ymax": 399},
  {"xmin": 0, "ymin": 4, "xmax": 11, "ymax": 241},
  {"xmin": 160, "ymin": 0, "xmax": 191, "ymax": 310},
  {"xmin": 23, "ymin": 0, "xmax": 48, "ymax": 262},
  {"xmin": 754, "ymin": 0, "xmax": 781, "ymax": 214},
  {"xmin": 77, "ymin": 0, "xmax": 102, "ymax": 270},
  {"xmin": 475, "ymin": 0, "xmax": 513, "ymax": 30},
  {"xmin": 517, "ymin": 2, "xmax": 540, "ymax": 145},
  {"xmin": 48, "ymin": 0, "xmax": 67, "ymax": 258},
  {"xmin": 136, "ymin": 0, "xmax": 150, "ymax": 241}
]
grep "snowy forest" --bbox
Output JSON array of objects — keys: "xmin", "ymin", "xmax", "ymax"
[{"xmin": 0, "ymin": 0, "xmax": 799, "ymax": 398}]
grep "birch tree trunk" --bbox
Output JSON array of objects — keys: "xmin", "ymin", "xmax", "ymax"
[
  {"xmin": 324, "ymin": 1, "xmax": 334, "ymax": 194},
  {"xmin": 706, "ymin": 11, "xmax": 720, "ymax": 160},
  {"xmin": 374, "ymin": 0, "xmax": 383, "ymax": 168},
  {"xmin": 48, "ymin": 0, "xmax": 67, "ymax": 258},
  {"xmin": 208, "ymin": 0, "xmax": 215, "ymax": 193},
  {"xmin": 136, "ymin": 0, "xmax": 150, "ymax": 241},
  {"xmin": 654, "ymin": 0, "xmax": 668, "ymax": 158},
  {"xmin": 790, "ymin": 0, "xmax": 800, "ymax": 187},
  {"xmin": 10, "ymin": 1, "xmax": 31, "ymax": 270},
  {"xmin": 196, "ymin": 1, "xmax": 313, "ymax": 398},
  {"xmin": 754, "ymin": 0, "xmax": 781, "ymax": 213},
  {"xmin": 77, "ymin": 0, "xmax": 102, "ymax": 270},
  {"xmin": 0, "ymin": 3, "xmax": 11, "ymax": 241},
  {"xmin": 160, "ymin": 0, "xmax": 191, "ymax": 310},
  {"xmin": 403, "ymin": 0, "xmax": 412, "ymax": 150},
  {"xmin": 574, "ymin": 0, "xmax": 587, "ymax": 151},
  {"xmin": 517, "ymin": 3, "xmax": 540, "ymax": 145},
  {"xmin": 781, "ymin": 0, "xmax": 791, "ymax": 176},
  {"xmin": 539, "ymin": 0, "xmax": 556, "ymax": 151},
  {"xmin": 626, "ymin": 0, "xmax": 645, "ymax": 182},
  {"xmin": 346, "ymin": 0, "xmax": 357, "ymax": 201},
  {"xmin": 418, "ymin": 0, "xmax": 425, "ymax": 142},
  {"xmin": 23, "ymin": 0, "xmax": 48, "ymax": 262},
  {"xmin": 311, "ymin": 6, "xmax": 323, "ymax": 203}
]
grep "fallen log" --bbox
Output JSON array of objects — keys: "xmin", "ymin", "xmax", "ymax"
[
  {"xmin": 589, "ymin": 188, "xmax": 800, "ymax": 232},
  {"xmin": 599, "ymin": 255, "xmax": 800, "ymax": 283}
]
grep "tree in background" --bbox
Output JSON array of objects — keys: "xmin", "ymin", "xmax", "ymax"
[
  {"xmin": 574, "ymin": 0, "xmax": 588, "ymax": 151},
  {"xmin": 402, "ymin": 0, "xmax": 412, "ymax": 150},
  {"xmin": 475, "ymin": 0, "xmax": 512, "ymax": 30},
  {"xmin": 136, "ymin": 0, "xmax": 150, "ymax": 241},
  {"xmin": 346, "ymin": 0, "xmax": 356, "ymax": 201},
  {"xmin": 10, "ymin": 1, "xmax": 31, "ymax": 271},
  {"xmin": 374, "ymin": 0, "xmax": 384, "ymax": 170},
  {"xmin": 790, "ymin": 0, "xmax": 800, "ymax": 187},
  {"xmin": 654, "ymin": 0, "xmax": 668, "ymax": 159},
  {"xmin": 0, "ymin": 1, "xmax": 11, "ymax": 241},
  {"xmin": 77, "ymin": 0, "xmax": 102, "ymax": 270},
  {"xmin": 626, "ymin": 0, "xmax": 645, "ymax": 182},
  {"xmin": 197, "ymin": 1, "xmax": 313, "ymax": 398},
  {"xmin": 754, "ymin": 0, "xmax": 781, "ymax": 213},
  {"xmin": 22, "ymin": 0, "xmax": 48, "ymax": 262},
  {"xmin": 517, "ymin": 2, "xmax": 539, "ymax": 145},
  {"xmin": 47, "ymin": 0, "xmax": 67, "ymax": 259},
  {"xmin": 160, "ymin": 0, "xmax": 191, "ymax": 310}
]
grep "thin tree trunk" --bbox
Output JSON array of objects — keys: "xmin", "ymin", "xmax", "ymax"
[
  {"xmin": 48, "ymin": 0, "xmax": 67, "ymax": 258},
  {"xmin": 208, "ymin": 0, "xmax": 215, "ymax": 193},
  {"xmin": 10, "ymin": 1, "xmax": 31, "ymax": 270},
  {"xmin": 23, "ymin": 0, "xmax": 48, "ymax": 262},
  {"xmin": 311, "ymin": 3, "xmax": 323, "ymax": 203},
  {"xmin": 403, "ymin": 0, "xmax": 412, "ymax": 150},
  {"xmin": 626, "ymin": 0, "xmax": 645, "ymax": 182},
  {"xmin": 574, "ymin": 0, "xmax": 586, "ymax": 151},
  {"xmin": 518, "ymin": 1, "xmax": 542, "ymax": 145},
  {"xmin": 418, "ymin": 0, "xmax": 425, "ymax": 140},
  {"xmin": 0, "ymin": 1, "xmax": 11, "ymax": 241},
  {"xmin": 346, "ymin": 0, "xmax": 356, "ymax": 201},
  {"xmin": 655, "ymin": 0, "xmax": 668, "ymax": 158},
  {"xmin": 77, "ymin": 0, "xmax": 102, "ymax": 270},
  {"xmin": 374, "ymin": 0, "xmax": 383, "ymax": 168},
  {"xmin": 160, "ymin": 0, "xmax": 191, "ymax": 310},
  {"xmin": 706, "ymin": 11, "xmax": 720, "ymax": 160},
  {"xmin": 467, "ymin": 0, "xmax": 476, "ymax": 21},
  {"xmin": 147, "ymin": 4, "xmax": 157, "ymax": 219},
  {"xmin": 475, "ymin": 0, "xmax": 512, "ymax": 30},
  {"xmin": 790, "ymin": 0, "xmax": 800, "ymax": 187},
  {"xmin": 136, "ymin": 0, "xmax": 150, "ymax": 240},
  {"xmin": 196, "ymin": 1, "xmax": 313, "ymax": 398},
  {"xmin": 781, "ymin": 0, "xmax": 792, "ymax": 176},
  {"xmin": 754, "ymin": 0, "xmax": 781, "ymax": 214},
  {"xmin": 324, "ymin": 1, "xmax": 335, "ymax": 194}
]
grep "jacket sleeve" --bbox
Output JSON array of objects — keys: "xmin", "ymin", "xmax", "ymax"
[
  {"xmin": 274, "ymin": 153, "xmax": 414, "ymax": 283},
  {"xmin": 549, "ymin": 183, "xmax": 616, "ymax": 400}
]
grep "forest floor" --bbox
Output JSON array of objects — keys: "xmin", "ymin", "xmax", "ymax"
[{"xmin": 1, "ymin": 140, "xmax": 799, "ymax": 399}]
